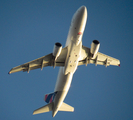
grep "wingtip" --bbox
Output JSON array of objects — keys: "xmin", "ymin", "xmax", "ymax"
[
  {"xmin": 8, "ymin": 72, "xmax": 11, "ymax": 74},
  {"xmin": 118, "ymin": 64, "xmax": 120, "ymax": 67},
  {"xmin": 32, "ymin": 110, "xmax": 38, "ymax": 115}
]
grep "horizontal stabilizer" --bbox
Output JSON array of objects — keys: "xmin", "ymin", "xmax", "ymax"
[
  {"xmin": 33, "ymin": 102, "xmax": 53, "ymax": 115},
  {"xmin": 59, "ymin": 102, "xmax": 74, "ymax": 112}
]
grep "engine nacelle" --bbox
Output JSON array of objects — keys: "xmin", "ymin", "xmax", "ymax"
[
  {"xmin": 53, "ymin": 42, "xmax": 62, "ymax": 60},
  {"xmin": 90, "ymin": 40, "xmax": 100, "ymax": 58}
]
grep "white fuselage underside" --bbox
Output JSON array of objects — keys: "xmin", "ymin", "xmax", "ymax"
[{"xmin": 52, "ymin": 6, "xmax": 87, "ymax": 116}]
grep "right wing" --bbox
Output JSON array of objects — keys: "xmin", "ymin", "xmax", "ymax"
[
  {"xmin": 9, "ymin": 47, "xmax": 67, "ymax": 74},
  {"xmin": 79, "ymin": 46, "xmax": 120, "ymax": 67}
]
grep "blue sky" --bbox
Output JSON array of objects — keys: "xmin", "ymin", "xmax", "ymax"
[{"xmin": 1, "ymin": 0, "xmax": 133, "ymax": 120}]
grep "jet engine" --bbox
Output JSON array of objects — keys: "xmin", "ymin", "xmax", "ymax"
[
  {"xmin": 53, "ymin": 42, "xmax": 62, "ymax": 60},
  {"xmin": 90, "ymin": 40, "xmax": 100, "ymax": 58}
]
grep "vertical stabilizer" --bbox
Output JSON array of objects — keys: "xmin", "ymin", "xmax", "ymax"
[{"xmin": 44, "ymin": 92, "xmax": 57, "ymax": 103}]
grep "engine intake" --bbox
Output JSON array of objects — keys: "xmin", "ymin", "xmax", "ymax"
[
  {"xmin": 53, "ymin": 42, "xmax": 62, "ymax": 60},
  {"xmin": 90, "ymin": 40, "xmax": 100, "ymax": 58}
]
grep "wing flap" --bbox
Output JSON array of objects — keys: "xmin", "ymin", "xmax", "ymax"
[
  {"xmin": 9, "ymin": 53, "xmax": 53, "ymax": 74},
  {"xmin": 96, "ymin": 52, "xmax": 120, "ymax": 66},
  {"xmin": 79, "ymin": 46, "xmax": 120, "ymax": 67},
  {"xmin": 9, "ymin": 47, "xmax": 68, "ymax": 74}
]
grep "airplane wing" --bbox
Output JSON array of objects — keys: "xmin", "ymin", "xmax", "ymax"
[
  {"xmin": 9, "ymin": 47, "xmax": 67, "ymax": 74},
  {"xmin": 79, "ymin": 46, "xmax": 120, "ymax": 67}
]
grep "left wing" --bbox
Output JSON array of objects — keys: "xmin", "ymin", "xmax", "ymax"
[
  {"xmin": 9, "ymin": 47, "xmax": 67, "ymax": 74},
  {"xmin": 79, "ymin": 46, "xmax": 120, "ymax": 67}
]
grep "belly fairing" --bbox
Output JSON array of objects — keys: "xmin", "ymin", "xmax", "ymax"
[{"xmin": 64, "ymin": 41, "xmax": 82, "ymax": 75}]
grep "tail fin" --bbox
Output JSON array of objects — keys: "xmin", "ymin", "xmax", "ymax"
[
  {"xmin": 33, "ymin": 91, "xmax": 74, "ymax": 116},
  {"xmin": 33, "ymin": 102, "xmax": 53, "ymax": 115},
  {"xmin": 59, "ymin": 102, "xmax": 74, "ymax": 112},
  {"xmin": 44, "ymin": 92, "xmax": 57, "ymax": 103}
]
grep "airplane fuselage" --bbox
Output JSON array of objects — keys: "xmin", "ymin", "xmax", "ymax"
[
  {"xmin": 9, "ymin": 5, "xmax": 120, "ymax": 117},
  {"xmin": 53, "ymin": 6, "xmax": 87, "ymax": 117}
]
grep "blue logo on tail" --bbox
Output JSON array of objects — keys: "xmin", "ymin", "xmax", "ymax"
[{"xmin": 44, "ymin": 92, "xmax": 57, "ymax": 103}]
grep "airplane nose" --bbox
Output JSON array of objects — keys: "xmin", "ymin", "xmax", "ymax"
[{"xmin": 79, "ymin": 6, "xmax": 87, "ymax": 14}]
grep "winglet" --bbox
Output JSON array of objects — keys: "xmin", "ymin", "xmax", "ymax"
[{"xmin": 118, "ymin": 64, "xmax": 120, "ymax": 67}]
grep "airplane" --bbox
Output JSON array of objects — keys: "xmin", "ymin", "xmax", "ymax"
[{"xmin": 8, "ymin": 6, "xmax": 120, "ymax": 117}]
